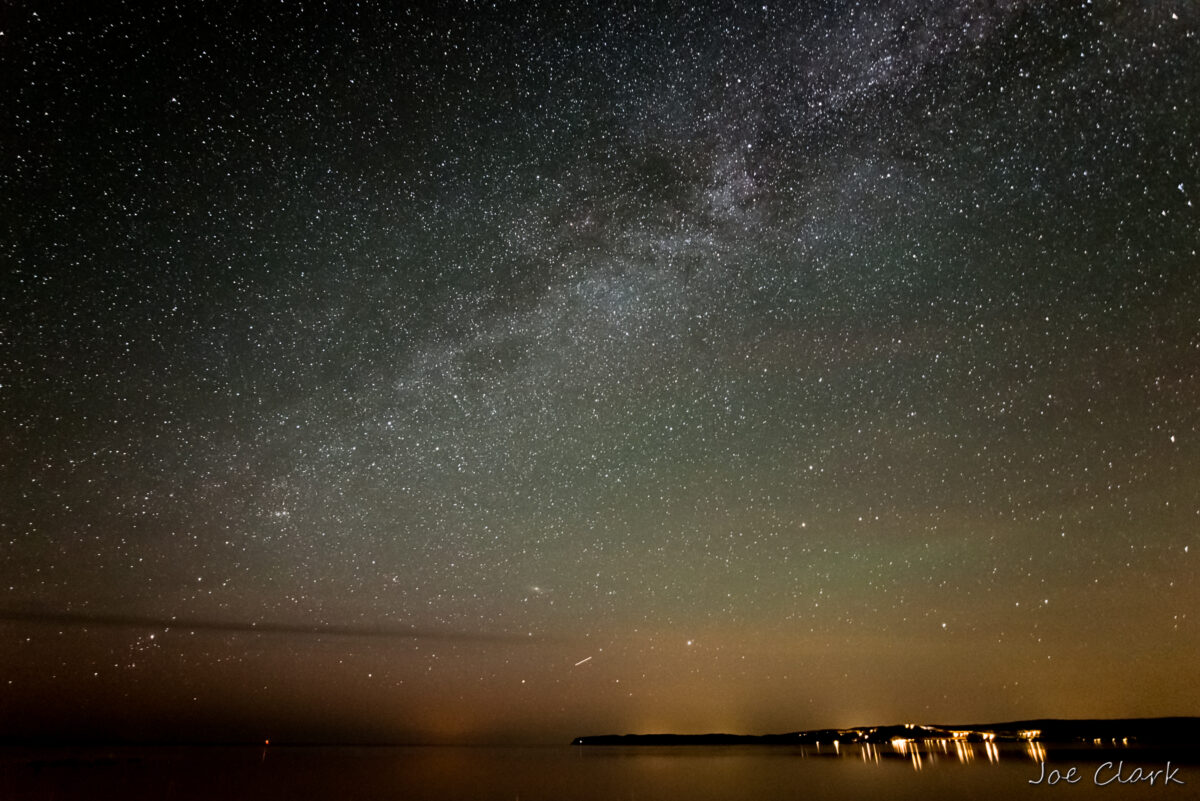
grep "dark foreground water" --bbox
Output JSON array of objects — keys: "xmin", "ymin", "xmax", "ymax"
[{"xmin": 3, "ymin": 742, "xmax": 1197, "ymax": 800}]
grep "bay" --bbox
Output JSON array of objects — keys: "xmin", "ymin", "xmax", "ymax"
[{"xmin": 2, "ymin": 742, "xmax": 1195, "ymax": 800}]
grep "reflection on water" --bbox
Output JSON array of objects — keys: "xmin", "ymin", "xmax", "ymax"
[
  {"xmin": 1, "ymin": 740, "xmax": 1195, "ymax": 801},
  {"xmin": 869, "ymin": 732, "xmax": 1051, "ymax": 771},
  {"xmin": 813, "ymin": 735, "xmax": 1088, "ymax": 772},
  {"xmin": 1025, "ymin": 739, "xmax": 1047, "ymax": 763}
]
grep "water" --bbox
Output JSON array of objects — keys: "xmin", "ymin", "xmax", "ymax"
[{"xmin": 2, "ymin": 742, "xmax": 1196, "ymax": 800}]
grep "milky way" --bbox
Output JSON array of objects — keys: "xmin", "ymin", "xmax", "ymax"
[{"xmin": 2, "ymin": 1, "xmax": 1198, "ymax": 744}]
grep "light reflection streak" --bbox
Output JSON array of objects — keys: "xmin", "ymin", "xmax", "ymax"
[{"xmin": 815, "ymin": 731, "xmax": 1142, "ymax": 771}]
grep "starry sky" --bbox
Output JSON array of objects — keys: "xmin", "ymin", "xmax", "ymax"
[{"xmin": 2, "ymin": 0, "xmax": 1198, "ymax": 746}]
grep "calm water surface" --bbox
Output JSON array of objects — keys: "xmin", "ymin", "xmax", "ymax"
[{"xmin": 3, "ymin": 742, "xmax": 1196, "ymax": 800}]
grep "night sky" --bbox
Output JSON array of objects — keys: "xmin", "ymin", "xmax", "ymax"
[{"xmin": 2, "ymin": 1, "xmax": 1198, "ymax": 746}]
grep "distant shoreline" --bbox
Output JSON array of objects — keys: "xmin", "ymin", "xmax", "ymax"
[{"xmin": 571, "ymin": 717, "xmax": 1200, "ymax": 747}]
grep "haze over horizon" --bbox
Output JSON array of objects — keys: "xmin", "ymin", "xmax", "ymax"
[{"xmin": 3, "ymin": 1, "xmax": 1198, "ymax": 746}]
